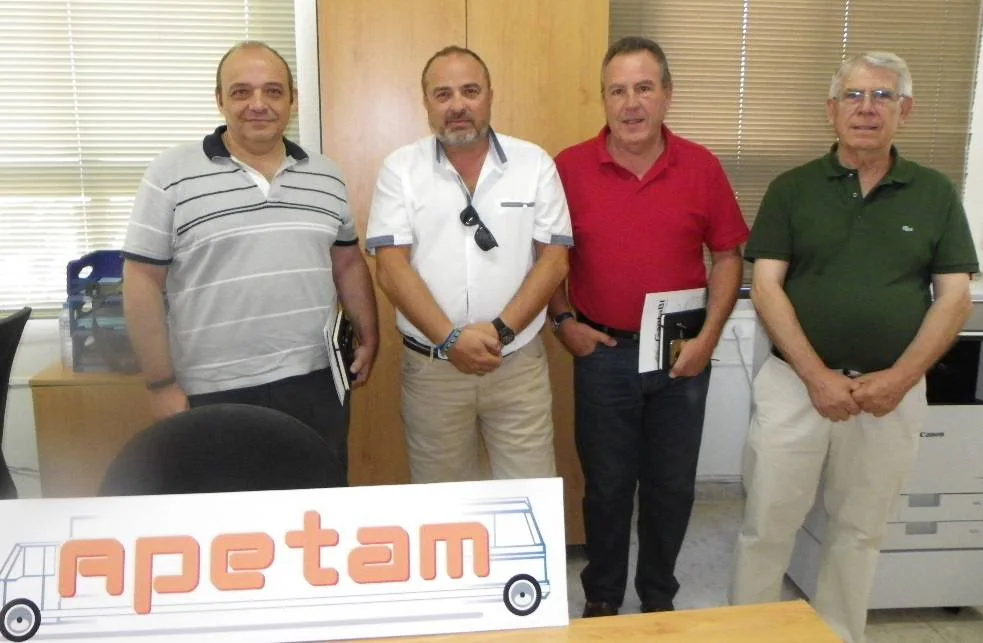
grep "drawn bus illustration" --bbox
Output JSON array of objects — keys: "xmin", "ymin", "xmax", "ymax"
[{"xmin": 0, "ymin": 497, "xmax": 552, "ymax": 642}]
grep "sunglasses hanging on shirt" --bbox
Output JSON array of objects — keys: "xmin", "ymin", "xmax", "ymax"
[{"xmin": 459, "ymin": 203, "xmax": 499, "ymax": 251}]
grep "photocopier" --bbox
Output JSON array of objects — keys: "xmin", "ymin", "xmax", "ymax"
[{"xmin": 788, "ymin": 281, "xmax": 983, "ymax": 609}]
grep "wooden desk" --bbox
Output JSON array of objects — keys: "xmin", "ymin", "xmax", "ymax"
[
  {"xmin": 349, "ymin": 601, "xmax": 839, "ymax": 643},
  {"xmin": 30, "ymin": 363, "xmax": 153, "ymax": 497}
]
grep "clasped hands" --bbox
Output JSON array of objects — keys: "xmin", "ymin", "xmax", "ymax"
[
  {"xmin": 805, "ymin": 367, "xmax": 916, "ymax": 421},
  {"xmin": 445, "ymin": 322, "xmax": 503, "ymax": 375}
]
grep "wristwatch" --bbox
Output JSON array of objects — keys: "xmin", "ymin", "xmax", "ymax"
[
  {"xmin": 491, "ymin": 317, "xmax": 516, "ymax": 345},
  {"xmin": 551, "ymin": 311, "xmax": 575, "ymax": 332}
]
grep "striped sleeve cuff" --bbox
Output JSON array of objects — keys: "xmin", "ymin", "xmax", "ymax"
[{"xmin": 121, "ymin": 251, "xmax": 172, "ymax": 265}]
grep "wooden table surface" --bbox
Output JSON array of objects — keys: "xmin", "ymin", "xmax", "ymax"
[{"xmin": 346, "ymin": 601, "xmax": 839, "ymax": 643}]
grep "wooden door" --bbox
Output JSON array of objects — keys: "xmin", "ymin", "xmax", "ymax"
[
  {"xmin": 317, "ymin": 0, "xmax": 609, "ymax": 544},
  {"xmin": 468, "ymin": 0, "xmax": 608, "ymax": 545}
]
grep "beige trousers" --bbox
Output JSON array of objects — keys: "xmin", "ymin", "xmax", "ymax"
[
  {"xmin": 730, "ymin": 355, "xmax": 927, "ymax": 643},
  {"xmin": 401, "ymin": 335, "xmax": 557, "ymax": 483}
]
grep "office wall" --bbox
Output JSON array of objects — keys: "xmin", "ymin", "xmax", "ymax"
[{"xmin": 5, "ymin": 6, "xmax": 983, "ymax": 497}]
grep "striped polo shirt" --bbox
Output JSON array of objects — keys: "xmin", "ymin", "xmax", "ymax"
[{"xmin": 123, "ymin": 125, "xmax": 357, "ymax": 395}]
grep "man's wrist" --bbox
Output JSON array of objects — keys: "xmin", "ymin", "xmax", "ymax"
[
  {"xmin": 145, "ymin": 375, "xmax": 177, "ymax": 391},
  {"xmin": 438, "ymin": 328, "xmax": 463, "ymax": 357}
]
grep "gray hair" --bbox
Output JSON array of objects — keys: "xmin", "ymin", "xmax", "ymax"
[{"xmin": 828, "ymin": 52, "xmax": 913, "ymax": 99}]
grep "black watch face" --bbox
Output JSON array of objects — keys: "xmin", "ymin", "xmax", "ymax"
[{"xmin": 500, "ymin": 327, "xmax": 515, "ymax": 345}]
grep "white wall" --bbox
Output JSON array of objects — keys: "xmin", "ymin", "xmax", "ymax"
[{"xmin": 5, "ymin": 14, "xmax": 983, "ymax": 496}]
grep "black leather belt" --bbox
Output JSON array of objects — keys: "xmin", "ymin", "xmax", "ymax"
[
  {"xmin": 577, "ymin": 312, "xmax": 640, "ymax": 341},
  {"xmin": 402, "ymin": 335, "xmax": 447, "ymax": 360}
]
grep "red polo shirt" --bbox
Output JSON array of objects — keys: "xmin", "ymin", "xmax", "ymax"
[{"xmin": 555, "ymin": 126, "xmax": 748, "ymax": 332}]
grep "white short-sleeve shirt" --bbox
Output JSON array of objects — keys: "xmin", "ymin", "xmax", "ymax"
[{"xmin": 366, "ymin": 131, "xmax": 573, "ymax": 354}]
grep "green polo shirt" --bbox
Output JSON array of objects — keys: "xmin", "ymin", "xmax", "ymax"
[{"xmin": 745, "ymin": 146, "xmax": 978, "ymax": 373}]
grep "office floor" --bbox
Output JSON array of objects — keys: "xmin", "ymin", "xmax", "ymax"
[
  {"xmin": 11, "ymin": 472, "xmax": 982, "ymax": 641},
  {"xmin": 564, "ymin": 481, "xmax": 983, "ymax": 642}
]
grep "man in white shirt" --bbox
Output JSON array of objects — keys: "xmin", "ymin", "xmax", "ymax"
[{"xmin": 366, "ymin": 45, "xmax": 572, "ymax": 483}]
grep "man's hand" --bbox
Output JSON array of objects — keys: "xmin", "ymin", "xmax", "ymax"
[
  {"xmin": 556, "ymin": 320, "xmax": 617, "ymax": 357},
  {"xmin": 148, "ymin": 384, "xmax": 189, "ymax": 421},
  {"xmin": 447, "ymin": 326, "xmax": 502, "ymax": 375},
  {"xmin": 851, "ymin": 368, "xmax": 916, "ymax": 417},
  {"xmin": 669, "ymin": 335, "xmax": 715, "ymax": 378},
  {"xmin": 349, "ymin": 342, "xmax": 378, "ymax": 388},
  {"xmin": 803, "ymin": 369, "xmax": 862, "ymax": 422}
]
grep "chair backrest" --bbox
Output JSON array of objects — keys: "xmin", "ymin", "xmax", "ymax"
[
  {"xmin": 0, "ymin": 306, "xmax": 32, "ymax": 500},
  {"xmin": 0, "ymin": 307, "xmax": 32, "ymax": 420},
  {"xmin": 99, "ymin": 403, "xmax": 345, "ymax": 496}
]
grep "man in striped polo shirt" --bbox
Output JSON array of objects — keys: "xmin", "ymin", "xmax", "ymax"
[{"xmin": 122, "ymin": 42, "xmax": 378, "ymax": 484}]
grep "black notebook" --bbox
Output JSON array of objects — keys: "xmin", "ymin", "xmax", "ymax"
[
  {"xmin": 661, "ymin": 308, "xmax": 707, "ymax": 369},
  {"xmin": 332, "ymin": 309, "xmax": 357, "ymax": 391}
]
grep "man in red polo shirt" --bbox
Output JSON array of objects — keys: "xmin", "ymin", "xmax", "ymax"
[{"xmin": 549, "ymin": 36, "xmax": 748, "ymax": 617}]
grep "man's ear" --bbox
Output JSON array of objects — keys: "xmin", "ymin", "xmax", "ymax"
[
  {"xmin": 899, "ymin": 96, "xmax": 915, "ymax": 125},
  {"xmin": 215, "ymin": 90, "xmax": 223, "ymax": 111},
  {"xmin": 824, "ymin": 98, "xmax": 837, "ymax": 126}
]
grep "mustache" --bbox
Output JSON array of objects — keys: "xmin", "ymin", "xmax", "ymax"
[{"xmin": 444, "ymin": 110, "xmax": 473, "ymax": 123}]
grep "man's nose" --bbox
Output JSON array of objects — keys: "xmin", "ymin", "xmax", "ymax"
[
  {"xmin": 448, "ymin": 92, "xmax": 467, "ymax": 113},
  {"xmin": 247, "ymin": 89, "xmax": 267, "ymax": 110},
  {"xmin": 858, "ymin": 91, "xmax": 876, "ymax": 111},
  {"xmin": 624, "ymin": 88, "xmax": 641, "ymax": 108}
]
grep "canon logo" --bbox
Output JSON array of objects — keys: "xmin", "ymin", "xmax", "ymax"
[{"xmin": 919, "ymin": 431, "xmax": 945, "ymax": 438}]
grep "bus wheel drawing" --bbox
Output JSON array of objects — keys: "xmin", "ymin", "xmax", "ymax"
[
  {"xmin": 503, "ymin": 574, "xmax": 542, "ymax": 616},
  {"xmin": 0, "ymin": 598, "xmax": 41, "ymax": 642}
]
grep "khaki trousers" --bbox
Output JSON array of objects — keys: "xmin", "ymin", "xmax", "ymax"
[
  {"xmin": 730, "ymin": 355, "xmax": 926, "ymax": 643},
  {"xmin": 401, "ymin": 335, "xmax": 557, "ymax": 483}
]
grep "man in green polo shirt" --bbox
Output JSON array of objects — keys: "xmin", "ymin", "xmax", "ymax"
[{"xmin": 730, "ymin": 52, "xmax": 977, "ymax": 643}]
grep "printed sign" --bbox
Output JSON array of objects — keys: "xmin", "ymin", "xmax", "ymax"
[{"xmin": 0, "ymin": 478, "xmax": 568, "ymax": 642}]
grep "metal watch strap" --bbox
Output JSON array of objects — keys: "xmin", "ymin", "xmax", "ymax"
[{"xmin": 551, "ymin": 311, "xmax": 575, "ymax": 331}]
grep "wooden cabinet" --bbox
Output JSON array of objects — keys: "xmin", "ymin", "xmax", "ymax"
[
  {"xmin": 318, "ymin": 0, "xmax": 609, "ymax": 544},
  {"xmin": 30, "ymin": 364, "xmax": 153, "ymax": 498}
]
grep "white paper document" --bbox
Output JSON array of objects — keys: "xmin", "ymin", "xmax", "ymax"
[
  {"xmin": 323, "ymin": 301, "xmax": 351, "ymax": 405},
  {"xmin": 638, "ymin": 288, "xmax": 707, "ymax": 373}
]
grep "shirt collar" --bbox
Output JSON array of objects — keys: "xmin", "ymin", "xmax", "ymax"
[
  {"xmin": 202, "ymin": 124, "xmax": 309, "ymax": 161},
  {"xmin": 593, "ymin": 124, "xmax": 678, "ymax": 172},
  {"xmin": 433, "ymin": 128, "xmax": 508, "ymax": 167},
  {"xmin": 822, "ymin": 143, "xmax": 913, "ymax": 184}
]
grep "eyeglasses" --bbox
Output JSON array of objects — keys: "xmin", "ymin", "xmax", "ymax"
[
  {"xmin": 459, "ymin": 204, "xmax": 498, "ymax": 251},
  {"xmin": 835, "ymin": 88, "xmax": 903, "ymax": 105}
]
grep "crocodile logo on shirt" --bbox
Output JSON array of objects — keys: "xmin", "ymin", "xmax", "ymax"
[{"xmin": 901, "ymin": 225, "xmax": 914, "ymax": 232}]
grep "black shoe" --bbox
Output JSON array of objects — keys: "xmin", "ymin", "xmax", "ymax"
[
  {"xmin": 640, "ymin": 600, "xmax": 674, "ymax": 614},
  {"xmin": 582, "ymin": 601, "xmax": 619, "ymax": 618}
]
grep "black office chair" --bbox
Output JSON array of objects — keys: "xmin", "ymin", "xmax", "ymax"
[
  {"xmin": 0, "ymin": 307, "xmax": 32, "ymax": 500},
  {"xmin": 99, "ymin": 403, "xmax": 345, "ymax": 496}
]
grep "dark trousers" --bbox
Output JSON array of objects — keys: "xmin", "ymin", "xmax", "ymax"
[
  {"xmin": 575, "ymin": 341, "xmax": 711, "ymax": 609},
  {"xmin": 187, "ymin": 368, "xmax": 350, "ymax": 484}
]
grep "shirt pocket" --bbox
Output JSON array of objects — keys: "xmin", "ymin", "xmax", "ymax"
[{"xmin": 499, "ymin": 200, "xmax": 537, "ymax": 209}]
